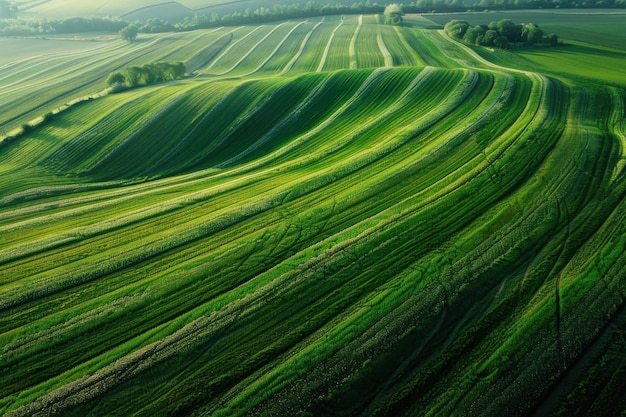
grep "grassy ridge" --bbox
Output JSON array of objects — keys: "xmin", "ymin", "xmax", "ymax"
[{"xmin": 1, "ymin": 13, "xmax": 626, "ymax": 417}]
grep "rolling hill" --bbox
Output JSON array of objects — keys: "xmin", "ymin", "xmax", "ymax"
[
  {"xmin": 1, "ymin": 11, "xmax": 626, "ymax": 417},
  {"xmin": 13, "ymin": 0, "xmax": 370, "ymax": 20}
]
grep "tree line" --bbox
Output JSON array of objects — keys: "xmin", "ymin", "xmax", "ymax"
[
  {"xmin": 106, "ymin": 62, "xmax": 186, "ymax": 91},
  {"xmin": 0, "ymin": 0, "xmax": 623, "ymax": 37},
  {"xmin": 445, "ymin": 18, "xmax": 558, "ymax": 48},
  {"xmin": 0, "ymin": 16, "xmax": 127, "ymax": 36}
]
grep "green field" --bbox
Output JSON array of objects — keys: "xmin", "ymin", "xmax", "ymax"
[
  {"xmin": 425, "ymin": 9, "xmax": 626, "ymax": 50},
  {"xmin": 1, "ymin": 9, "xmax": 626, "ymax": 417}
]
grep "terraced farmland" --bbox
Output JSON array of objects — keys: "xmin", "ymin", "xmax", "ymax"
[{"xmin": 1, "ymin": 13, "xmax": 626, "ymax": 417}]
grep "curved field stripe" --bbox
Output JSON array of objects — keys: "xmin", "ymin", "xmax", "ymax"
[
  {"xmin": 2, "ymin": 15, "xmax": 626, "ymax": 417},
  {"xmin": 608, "ymin": 87, "xmax": 626, "ymax": 181},
  {"xmin": 349, "ymin": 15, "xmax": 363, "ymax": 69},
  {"xmin": 90, "ymin": 79, "xmax": 281, "ymax": 178},
  {"xmin": 0, "ymin": 69, "xmax": 472, "ymax": 412},
  {"xmin": 36, "ymin": 92, "xmax": 167, "ymax": 173},
  {"xmin": 0, "ymin": 39, "xmax": 120, "ymax": 74},
  {"xmin": 0, "ymin": 70, "xmax": 404, "ymax": 286},
  {"xmin": 282, "ymin": 73, "xmax": 560, "ymax": 416},
  {"xmin": 316, "ymin": 19, "xmax": 343, "ymax": 72},
  {"xmin": 211, "ymin": 23, "xmax": 289, "ymax": 75},
  {"xmin": 244, "ymin": 74, "xmax": 552, "ymax": 412},
  {"xmin": 323, "ymin": 18, "xmax": 361, "ymax": 71},
  {"xmin": 378, "ymin": 27, "xmax": 394, "ymax": 68},
  {"xmin": 374, "ymin": 25, "xmax": 419, "ymax": 67},
  {"xmin": 434, "ymin": 84, "xmax": 616, "ymax": 417},
  {"xmin": 399, "ymin": 28, "xmax": 460, "ymax": 68},
  {"xmin": 376, "ymin": 76, "xmax": 564, "ymax": 414},
  {"xmin": 144, "ymin": 81, "xmax": 252, "ymax": 174},
  {"xmin": 157, "ymin": 26, "xmax": 224, "ymax": 62},
  {"xmin": 0, "ymin": 35, "xmax": 175, "ymax": 97},
  {"xmin": 187, "ymin": 31, "xmax": 235, "ymax": 74},
  {"xmin": 193, "ymin": 72, "xmax": 546, "ymax": 417},
  {"xmin": 0, "ymin": 34, "xmax": 221, "ymax": 132},
  {"xmin": 423, "ymin": 30, "xmax": 494, "ymax": 70},
  {"xmin": 87, "ymin": 92, "xmax": 190, "ymax": 170},
  {"xmin": 354, "ymin": 14, "xmax": 384, "ymax": 68},
  {"xmin": 240, "ymin": 21, "xmax": 307, "ymax": 76},
  {"xmin": 214, "ymin": 72, "xmax": 335, "ymax": 166},
  {"xmin": 281, "ymin": 20, "xmax": 324, "ymax": 74},
  {"xmin": 201, "ymin": 25, "xmax": 258, "ymax": 71},
  {"xmin": 0, "ymin": 40, "xmax": 128, "ymax": 85}
]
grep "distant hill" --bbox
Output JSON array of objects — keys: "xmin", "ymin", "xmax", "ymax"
[
  {"xmin": 120, "ymin": 2, "xmax": 194, "ymax": 22},
  {"xmin": 17, "ymin": 0, "xmax": 194, "ymax": 19},
  {"xmin": 14, "ymin": 0, "xmax": 360, "ymax": 20},
  {"xmin": 5, "ymin": 0, "xmax": 409, "ymax": 21}
]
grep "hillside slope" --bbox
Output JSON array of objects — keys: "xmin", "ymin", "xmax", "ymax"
[{"xmin": 1, "ymin": 15, "xmax": 625, "ymax": 417}]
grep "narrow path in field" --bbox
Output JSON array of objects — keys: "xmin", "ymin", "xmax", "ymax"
[
  {"xmin": 317, "ymin": 19, "xmax": 343, "ymax": 72},
  {"xmin": 349, "ymin": 15, "xmax": 363, "ymax": 70},
  {"xmin": 377, "ymin": 27, "xmax": 394, "ymax": 68},
  {"xmin": 202, "ymin": 26, "xmax": 257, "ymax": 71},
  {"xmin": 280, "ymin": 19, "xmax": 324, "ymax": 75},
  {"xmin": 241, "ymin": 21, "xmax": 306, "ymax": 76},
  {"xmin": 213, "ymin": 23, "xmax": 288, "ymax": 76}
]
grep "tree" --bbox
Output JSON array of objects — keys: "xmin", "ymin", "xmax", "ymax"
[
  {"xmin": 482, "ymin": 29, "xmax": 499, "ymax": 46},
  {"xmin": 447, "ymin": 17, "xmax": 552, "ymax": 49},
  {"xmin": 119, "ymin": 24, "xmax": 138, "ymax": 42},
  {"xmin": 105, "ymin": 62, "xmax": 185, "ymax": 92},
  {"xmin": 463, "ymin": 25, "xmax": 485, "ymax": 45},
  {"xmin": 384, "ymin": 3, "xmax": 404, "ymax": 25},
  {"xmin": 444, "ymin": 19, "xmax": 470, "ymax": 38},
  {"xmin": 122, "ymin": 66, "xmax": 143, "ymax": 86},
  {"xmin": 545, "ymin": 33, "xmax": 558, "ymax": 45},
  {"xmin": 106, "ymin": 72, "xmax": 126, "ymax": 87},
  {"xmin": 170, "ymin": 62, "xmax": 185, "ymax": 79},
  {"xmin": 495, "ymin": 35, "xmax": 509, "ymax": 48},
  {"xmin": 521, "ymin": 23, "xmax": 543, "ymax": 45},
  {"xmin": 495, "ymin": 19, "xmax": 522, "ymax": 42}
]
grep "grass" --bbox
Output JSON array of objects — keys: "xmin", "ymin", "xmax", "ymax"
[
  {"xmin": 19, "ymin": 0, "xmax": 188, "ymax": 19},
  {"xmin": 514, "ymin": 41, "xmax": 626, "ymax": 87},
  {"xmin": 1, "ymin": 11, "xmax": 626, "ymax": 417}
]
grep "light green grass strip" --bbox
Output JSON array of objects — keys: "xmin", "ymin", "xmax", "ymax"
[
  {"xmin": 349, "ymin": 15, "xmax": 363, "ymax": 69},
  {"xmin": 281, "ymin": 19, "xmax": 324, "ymax": 74},
  {"xmin": 317, "ymin": 18, "xmax": 343, "ymax": 72},
  {"xmin": 378, "ymin": 26, "xmax": 393, "ymax": 68}
]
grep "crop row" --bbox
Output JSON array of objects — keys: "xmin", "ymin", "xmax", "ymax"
[
  {"xmin": 2, "ymin": 15, "xmax": 626, "ymax": 417},
  {"xmin": 1, "ymin": 18, "xmax": 497, "ymax": 136}
]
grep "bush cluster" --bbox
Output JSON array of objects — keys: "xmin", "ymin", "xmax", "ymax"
[
  {"xmin": 106, "ymin": 62, "xmax": 186, "ymax": 90},
  {"xmin": 445, "ymin": 18, "xmax": 558, "ymax": 48}
]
